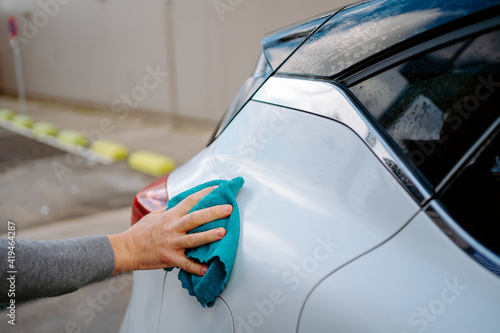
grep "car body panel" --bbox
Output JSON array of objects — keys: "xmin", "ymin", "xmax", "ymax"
[
  {"xmin": 157, "ymin": 269, "xmax": 233, "ymax": 332},
  {"xmin": 279, "ymin": 0, "xmax": 500, "ymax": 77},
  {"xmin": 121, "ymin": 271, "xmax": 233, "ymax": 333},
  {"xmin": 426, "ymin": 199, "xmax": 500, "ymax": 276},
  {"xmin": 121, "ymin": 1, "xmax": 500, "ymax": 332},
  {"xmin": 298, "ymin": 210, "xmax": 500, "ymax": 332},
  {"xmin": 254, "ymin": 76, "xmax": 430, "ymax": 203},
  {"xmin": 119, "ymin": 270, "xmax": 166, "ymax": 333},
  {"xmin": 165, "ymin": 100, "xmax": 420, "ymax": 331}
]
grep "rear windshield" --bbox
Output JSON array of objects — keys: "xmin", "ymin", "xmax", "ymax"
[{"xmin": 279, "ymin": 0, "xmax": 500, "ymax": 78}]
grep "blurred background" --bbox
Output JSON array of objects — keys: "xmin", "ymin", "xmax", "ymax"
[
  {"xmin": 0, "ymin": 0, "xmax": 352, "ymax": 123},
  {"xmin": 0, "ymin": 0, "xmax": 352, "ymax": 332}
]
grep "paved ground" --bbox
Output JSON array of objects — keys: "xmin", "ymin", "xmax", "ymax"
[
  {"xmin": 0, "ymin": 272, "xmax": 133, "ymax": 333},
  {"xmin": 0, "ymin": 208, "xmax": 133, "ymax": 333},
  {"xmin": 0, "ymin": 95, "xmax": 214, "ymax": 332},
  {"xmin": 0, "ymin": 128, "xmax": 156, "ymax": 230},
  {"xmin": 0, "ymin": 94, "xmax": 212, "ymax": 229}
]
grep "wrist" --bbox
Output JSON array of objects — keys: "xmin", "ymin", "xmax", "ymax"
[{"xmin": 108, "ymin": 233, "xmax": 134, "ymax": 274}]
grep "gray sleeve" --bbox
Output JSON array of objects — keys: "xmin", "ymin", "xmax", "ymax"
[{"xmin": 0, "ymin": 235, "xmax": 115, "ymax": 303}]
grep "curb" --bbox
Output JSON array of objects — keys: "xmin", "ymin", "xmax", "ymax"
[
  {"xmin": 129, "ymin": 150, "xmax": 176, "ymax": 177},
  {"xmin": 92, "ymin": 140, "xmax": 129, "ymax": 161},
  {"xmin": 33, "ymin": 121, "xmax": 58, "ymax": 136},
  {"xmin": 57, "ymin": 129, "xmax": 88, "ymax": 146},
  {"xmin": 12, "ymin": 114, "xmax": 34, "ymax": 128},
  {"xmin": 0, "ymin": 108, "xmax": 14, "ymax": 120},
  {"xmin": 0, "ymin": 108, "xmax": 176, "ymax": 177}
]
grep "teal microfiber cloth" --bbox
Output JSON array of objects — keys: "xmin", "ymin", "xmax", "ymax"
[{"xmin": 164, "ymin": 177, "xmax": 244, "ymax": 307}]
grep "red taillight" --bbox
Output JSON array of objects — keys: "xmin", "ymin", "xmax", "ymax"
[{"xmin": 131, "ymin": 175, "xmax": 169, "ymax": 225}]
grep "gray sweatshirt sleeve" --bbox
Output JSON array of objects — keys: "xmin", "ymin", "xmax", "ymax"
[{"xmin": 0, "ymin": 235, "xmax": 115, "ymax": 303}]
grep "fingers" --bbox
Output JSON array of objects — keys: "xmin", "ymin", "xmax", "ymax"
[
  {"xmin": 174, "ymin": 186, "xmax": 218, "ymax": 217},
  {"xmin": 178, "ymin": 204, "xmax": 233, "ymax": 233},
  {"xmin": 174, "ymin": 257, "xmax": 209, "ymax": 276},
  {"xmin": 175, "ymin": 227, "xmax": 226, "ymax": 249},
  {"xmin": 151, "ymin": 185, "xmax": 232, "ymax": 277},
  {"xmin": 169, "ymin": 225, "xmax": 227, "ymax": 276}
]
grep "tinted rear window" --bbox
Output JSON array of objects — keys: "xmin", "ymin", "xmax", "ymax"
[
  {"xmin": 440, "ymin": 128, "xmax": 500, "ymax": 256},
  {"xmin": 350, "ymin": 29, "xmax": 500, "ymax": 187}
]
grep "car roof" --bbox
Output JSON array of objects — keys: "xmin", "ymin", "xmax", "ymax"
[{"xmin": 264, "ymin": 0, "xmax": 500, "ymax": 78}]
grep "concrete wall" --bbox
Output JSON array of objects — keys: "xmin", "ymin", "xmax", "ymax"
[{"xmin": 0, "ymin": 0, "xmax": 353, "ymax": 124}]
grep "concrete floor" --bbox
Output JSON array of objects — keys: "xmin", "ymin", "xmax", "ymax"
[
  {"xmin": 0, "ymin": 128, "xmax": 155, "ymax": 229},
  {"xmin": 0, "ymin": 94, "xmax": 212, "ymax": 230},
  {"xmin": 0, "ymin": 208, "xmax": 133, "ymax": 333},
  {"xmin": 0, "ymin": 95, "xmax": 214, "ymax": 332}
]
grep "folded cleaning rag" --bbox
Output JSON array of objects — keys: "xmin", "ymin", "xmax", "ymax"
[{"xmin": 164, "ymin": 177, "xmax": 244, "ymax": 307}]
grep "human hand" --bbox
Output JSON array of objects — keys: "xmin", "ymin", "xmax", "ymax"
[{"xmin": 108, "ymin": 186, "xmax": 232, "ymax": 276}]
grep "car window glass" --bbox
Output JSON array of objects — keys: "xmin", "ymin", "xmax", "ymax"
[
  {"xmin": 278, "ymin": 0, "xmax": 500, "ymax": 77},
  {"xmin": 350, "ymin": 29, "xmax": 500, "ymax": 187},
  {"xmin": 439, "ymin": 129, "xmax": 500, "ymax": 256}
]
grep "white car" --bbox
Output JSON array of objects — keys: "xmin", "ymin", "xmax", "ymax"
[{"xmin": 121, "ymin": 0, "xmax": 500, "ymax": 331}]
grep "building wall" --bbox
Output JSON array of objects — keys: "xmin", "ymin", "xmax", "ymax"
[{"xmin": 0, "ymin": 0, "xmax": 353, "ymax": 124}]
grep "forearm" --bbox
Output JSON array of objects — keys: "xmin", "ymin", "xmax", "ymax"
[
  {"xmin": 0, "ymin": 187, "xmax": 232, "ymax": 303},
  {"xmin": 0, "ymin": 235, "xmax": 115, "ymax": 303}
]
